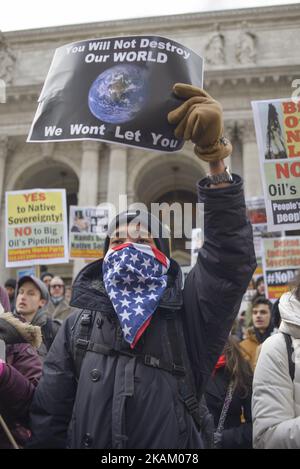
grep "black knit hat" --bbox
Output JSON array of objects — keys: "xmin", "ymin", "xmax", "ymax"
[
  {"xmin": 104, "ymin": 210, "xmax": 170, "ymax": 257},
  {"xmin": 4, "ymin": 278, "xmax": 17, "ymax": 289},
  {"xmin": 40, "ymin": 272, "xmax": 54, "ymax": 282}
]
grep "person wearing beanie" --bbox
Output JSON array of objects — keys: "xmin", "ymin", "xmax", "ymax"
[
  {"xmin": 28, "ymin": 83, "xmax": 256, "ymax": 449},
  {"xmin": 40, "ymin": 272, "xmax": 54, "ymax": 288},
  {"xmin": 252, "ymin": 273, "xmax": 300, "ymax": 448},
  {"xmin": 15, "ymin": 276, "xmax": 61, "ymax": 360},
  {"xmin": 4, "ymin": 278, "xmax": 17, "ymax": 312}
]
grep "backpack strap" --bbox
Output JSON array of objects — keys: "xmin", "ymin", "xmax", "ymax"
[
  {"xmin": 74, "ymin": 310, "xmax": 96, "ymax": 380},
  {"xmin": 76, "ymin": 339, "xmax": 186, "ymax": 376},
  {"xmin": 282, "ymin": 332, "xmax": 295, "ymax": 382},
  {"xmin": 165, "ymin": 312, "xmax": 203, "ymax": 431},
  {"xmin": 73, "ymin": 308, "xmax": 202, "ymax": 431}
]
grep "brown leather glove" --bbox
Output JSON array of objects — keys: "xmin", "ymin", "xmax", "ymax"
[{"xmin": 168, "ymin": 83, "xmax": 232, "ymax": 162}]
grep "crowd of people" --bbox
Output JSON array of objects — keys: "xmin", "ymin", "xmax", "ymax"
[
  {"xmin": 0, "ymin": 82, "xmax": 299, "ymax": 449},
  {"xmin": 1, "ymin": 255, "xmax": 299, "ymax": 449}
]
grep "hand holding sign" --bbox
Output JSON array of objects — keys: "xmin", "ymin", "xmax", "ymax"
[{"xmin": 168, "ymin": 83, "xmax": 232, "ymax": 162}]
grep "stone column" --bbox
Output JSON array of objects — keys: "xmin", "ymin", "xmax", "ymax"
[
  {"xmin": 78, "ymin": 141, "xmax": 101, "ymax": 206},
  {"xmin": 239, "ymin": 120, "xmax": 263, "ymax": 198},
  {"xmin": 73, "ymin": 141, "xmax": 101, "ymax": 278},
  {"xmin": 107, "ymin": 145, "xmax": 127, "ymax": 211}
]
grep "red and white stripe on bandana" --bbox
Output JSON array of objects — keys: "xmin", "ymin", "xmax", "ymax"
[{"xmin": 103, "ymin": 243, "xmax": 170, "ymax": 348}]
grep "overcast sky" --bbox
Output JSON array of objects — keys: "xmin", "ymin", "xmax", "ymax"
[{"xmin": 2, "ymin": 0, "xmax": 299, "ymax": 32}]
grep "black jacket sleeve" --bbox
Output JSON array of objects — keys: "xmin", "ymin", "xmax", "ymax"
[
  {"xmin": 27, "ymin": 312, "xmax": 79, "ymax": 448},
  {"xmin": 183, "ymin": 175, "xmax": 256, "ymax": 394},
  {"xmin": 222, "ymin": 393, "xmax": 253, "ymax": 449}
]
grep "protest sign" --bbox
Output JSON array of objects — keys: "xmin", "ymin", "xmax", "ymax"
[
  {"xmin": 5, "ymin": 189, "xmax": 68, "ymax": 267},
  {"xmin": 262, "ymin": 236, "xmax": 300, "ymax": 300},
  {"xmin": 246, "ymin": 197, "xmax": 282, "ymax": 274},
  {"xmin": 246, "ymin": 197, "xmax": 267, "ymax": 260},
  {"xmin": 252, "ymin": 98, "xmax": 300, "ymax": 231},
  {"xmin": 16, "ymin": 267, "xmax": 36, "ymax": 279},
  {"xmin": 69, "ymin": 206, "xmax": 108, "ymax": 259},
  {"xmin": 27, "ymin": 35, "xmax": 203, "ymax": 152}
]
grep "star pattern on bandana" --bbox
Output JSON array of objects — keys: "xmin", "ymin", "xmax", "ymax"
[{"xmin": 103, "ymin": 243, "xmax": 169, "ymax": 347}]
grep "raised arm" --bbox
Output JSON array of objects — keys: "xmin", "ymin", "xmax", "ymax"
[{"xmin": 168, "ymin": 83, "xmax": 256, "ymax": 393}]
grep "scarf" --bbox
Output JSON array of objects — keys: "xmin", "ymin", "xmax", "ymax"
[
  {"xmin": 51, "ymin": 296, "xmax": 64, "ymax": 306},
  {"xmin": 212, "ymin": 354, "xmax": 226, "ymax": 377},
  {"xmin": 103, "ymin": 242, "xmax": 170, "ymax": 348}
]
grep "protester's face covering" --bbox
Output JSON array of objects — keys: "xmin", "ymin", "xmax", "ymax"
[{"xmin": 103, "ymin": 226, "xmax": 170, "ymax": 348}]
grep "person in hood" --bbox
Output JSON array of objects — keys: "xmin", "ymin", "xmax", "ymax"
[
  {"xmin": 0, "ymin": 302, "xmax": 42, "ymax": 448},
  {"xmin": 28, "ymin": 83, "xmax": 256, "ymax": 449},
  {"xmin": 252, "ymin": 273, "xmax": 300, "ymax": 449}
]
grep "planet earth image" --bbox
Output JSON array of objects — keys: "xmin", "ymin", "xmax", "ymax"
[{"xmin": 88, "ymin": 64, "xmax": 148, "ymax": 124}]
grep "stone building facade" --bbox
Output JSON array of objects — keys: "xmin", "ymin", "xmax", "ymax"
[{"xmin": 0, "ymin": 4, "xmax": 300, "ymax": 280}]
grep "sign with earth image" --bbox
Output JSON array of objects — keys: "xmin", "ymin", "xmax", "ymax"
[{"xmin": 27, "ymin": 36, "xmax": 203, "ymax": 152}]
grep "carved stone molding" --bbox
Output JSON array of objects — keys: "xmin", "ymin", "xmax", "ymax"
[
  {"xmin": 7, "ymin": 86, "xmax": 39, "ymax": 102},
  {"xmin": 0, "ymin": 32, "xmax": 16, "ymax": 84},
  {"xmin": 0, "ymin": 135, "xmax": 8, "ymax": 158},
  {"xmin": 235, "ymin": 23, "xmax": 257, "ymax": 65},
  {"xmin": 204, "ymin": 70, "xmax": 298, "ymax": 88},
  {"xmin": 4, "ymin": 4, "xmax": 300, "ymax": 45},
  {"xmin": 205, "ymin": 25, "xmax": 226, "ymax": 66},
  {"xmin": 237, "ymin": 120, "xmax": 256, "ymax": 142},
  {"xmin": 0, "ymin": 135, "xmax": 17, "ymax": 158},
  {"xmin": 224, "ymin": 120, "xmax": 238, "ymax": 142}
]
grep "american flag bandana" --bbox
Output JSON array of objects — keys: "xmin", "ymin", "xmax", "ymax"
[{"xmin": 103, "ymin": 243, "xmax": 170, "ymax": 348}]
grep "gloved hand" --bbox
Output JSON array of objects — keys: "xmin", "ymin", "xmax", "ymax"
[
  {"xmin": 168, "ymin": 83, "xmax": 232, "ymax": 162},
  {"xmin": 0, "ymin": 317, "xmax": 24, "ymax": 344},
  {"xmin": 0, "ymin": 313, "xmax": 42, "ymax": 348}
]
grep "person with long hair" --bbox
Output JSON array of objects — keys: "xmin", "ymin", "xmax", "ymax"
[{"xmin": 205, "ymin": 335, "xmax": 253, "ymax": 449}]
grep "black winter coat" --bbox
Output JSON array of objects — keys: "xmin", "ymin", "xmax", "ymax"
[
  {"xmin": 205, "ymin": 367, "xmax": 252, "ymax": 449},
  {"xmin": 29, "ymin": 175, "xmax": 256, "ymax": 449}
]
